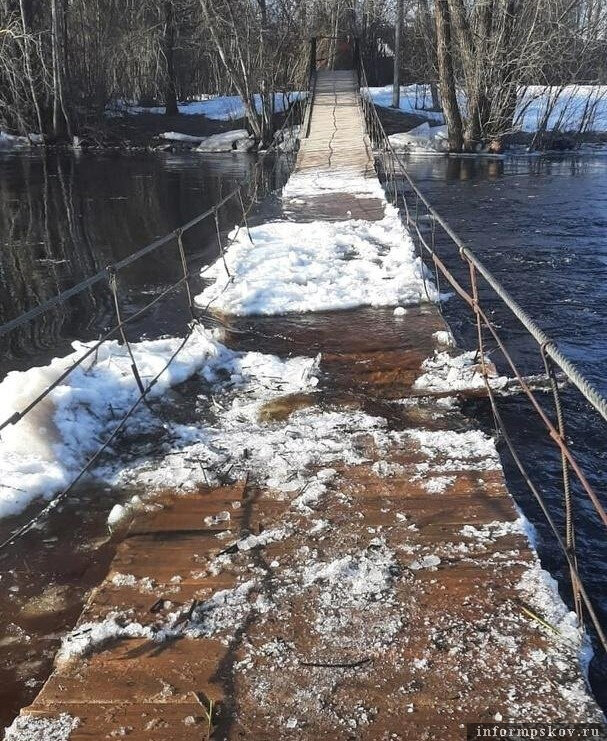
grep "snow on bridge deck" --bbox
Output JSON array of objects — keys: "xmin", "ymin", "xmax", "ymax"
[{"xmin": 7, "ymin": 72, "xmax": 602, "ymax": 740}]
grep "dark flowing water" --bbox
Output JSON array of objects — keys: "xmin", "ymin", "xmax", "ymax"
[
  {"xmin": 401, "ymin": 153, "xmax": 607, "ymax": 709},
  {"xmin": 0, "ymin": 149, "xmax": 606, "ymax": 727}
]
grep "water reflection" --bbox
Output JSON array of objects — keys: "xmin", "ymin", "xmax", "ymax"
[
  {"xmin": 404, "ymin": 151, "xmax": 607, "ymax": 181},
  {"xmin": 0, "ymin": 150, "xmax": 283, "ymax": 377}
]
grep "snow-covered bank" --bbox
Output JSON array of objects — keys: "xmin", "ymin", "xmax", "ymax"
[
  {"xmin": 369, "ymin": 84, "xmax": 607, "ymax": 134},
  {"xmin": 0, "ymin": 132, "xmax": 44, "ymax": 150},
  {"xmin": 110, "ymin": 92, "xmax": 302, "ymax": 122},
  {"xmin": 113, "ymin": 84, "xmax": 607, "ymax": 133},
  {"xmin": 368, "ymin": 86, "xmax": 445, "ymax": 123},
  {"xmin": 516, "ymin": 85, "xmax": 607, "ymax": 133}
]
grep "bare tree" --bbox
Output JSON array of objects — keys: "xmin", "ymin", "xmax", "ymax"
[
  {"xmin": 434, "ymin": 0, "xmax": 463, "ymax": 150},
  {"xmin": 162, "ymin": 0, "xmax": 179, "ymax": 115}
]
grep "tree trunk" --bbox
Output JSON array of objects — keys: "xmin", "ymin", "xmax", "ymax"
[
  {"xmin": 163, "ymin": 0, "xmax": 179, "ymax": 116},
  {"xmin": 257, "ymin": 0, "xmax": 274, "ymax": 146},
  {"xmin": 50, "ymin": 0, "xmax": 71, "ymax": 139},
  {"xmin": 430, "ymin": 82, "xmax": 441, "ymax": 110},
  {"xmin": 19, "ymin": 0, "xmax": 44, "ymax": 135},
  {"xmin": 434, "ymin": 0, "xmax": 463, "ymax": 151},
  {"xmin": 489, "ymin": 0, "xmax": 519, "ymax": 143},
  {"xmin": 200, "ymin": 0, "xmax": 263, "ymax": 141},
  {"xmin": 392, "ymin": 0, "xmax": 402, "ymax": 108},
  {"xmin": 448, "ymin": 0, "xmax": 492, "ymax": 151}
]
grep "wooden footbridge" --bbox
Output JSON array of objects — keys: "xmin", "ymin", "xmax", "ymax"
[{"xmin": 4, "ymin": 58, "xmax": 607, "ymax": 741}]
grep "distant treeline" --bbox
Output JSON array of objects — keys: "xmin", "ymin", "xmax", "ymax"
[{"xmin": 1, "ymin": 1, "xmax": 606, "ymax": 149}]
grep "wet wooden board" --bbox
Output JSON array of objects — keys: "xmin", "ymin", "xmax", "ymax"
[{"xmin": 18, "ymin": 303, "xmax": 602, "ymax": 738}]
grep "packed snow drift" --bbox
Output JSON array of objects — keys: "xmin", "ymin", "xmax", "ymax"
[
  {"xmin": 389, "ymin": 123, "xmax": 449, "ymax": 154},
  {"xmin": 195, "ymin": 173, "xmax": 437, "ymax": 316},
  {"xmin": 0, "ymin": 329, "xmax": 229, "ymax": 518}
]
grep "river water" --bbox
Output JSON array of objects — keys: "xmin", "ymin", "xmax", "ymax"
[
  {"xmin": 0, "ymin": 149, "xmax": 288, "ymax": 377},
  {"xmin": 0, "ymin": 149, "xmax": 606, "ymax": 724}
]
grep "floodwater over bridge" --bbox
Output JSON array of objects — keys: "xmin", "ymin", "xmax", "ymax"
[{"xmin": 2, "ymin": 45, "xmax": 607, "ymax": 740}]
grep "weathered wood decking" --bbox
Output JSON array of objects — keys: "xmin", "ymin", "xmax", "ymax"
[
  {"xmin": 11, "ymin": 71, "xmax": 602, "ymax": 740},
  {"xmin": 283, "ymin": 70, "xmax": 383, "ymax": 223}
]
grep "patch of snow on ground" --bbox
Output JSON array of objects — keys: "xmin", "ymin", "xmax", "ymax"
[
  {"xmin": 235, "ymin": 527, "xmax": 291, "ymax": 552},
  {"xmin": 369, "ymin": 84, "xmax": 607, "ymax": 133},
  {"xmin": 110, "ymin": 573, "xmax": 156, "ymax": 592},
  {"xmin": 515, "ymin": 85, "xmax": 607, "ymax": 133},
  {"xmin": 159, "ymin": 131, "xmax": 204, "ymax": 144},
  {"xmin": 302, "ymin": 547, "xmax": 395, "ymax": 596},
  {"xmin": 195, "ymin": 203, "xmax": 437, "ymax": 316},
  {"xmin": 516, "ymin": 562, "xmax": 581, "ymax": 647},
  {"xmin": 4, "ymin": 713, "xmax": 79, "ymax": 741},
  {"xmin": 0, "ymin": 132, "xmax": 37, "ymax": 150},
  {"xmin": 405, "ymin": 428, "xmax": 500, "ymax": 471},
  {"xmin": 389, "ymin": 123, "xmax": 449, "ymax": 154},
  {"xmin": 368, "ymin": 86, "xmax": 445, "ymax": 123},
  {"xmin": 120, "ymin": 406, "xmax": 385, "ymax": 501},
  {"xmin": 422, "ymin": 475, "xmax": 455, "ymax": 494},
  {"xmin": 282, "ymin": 168, "xmax": 386, "ymax": 199},
  {"xmin": 59, "ymin": 579, "xmax": 259, "ymax": 660},
  {"xmin": 0, "ymin": 325, "xmax": 323, "ymax": 519},
  {"xmin": 195, "ymin": 129, "xmax": 253, "ymax": 152},
  {"xmin": 110, "ymin": 92, "xmax": 302, "ymax": 121},
  {"xmin": 372, "ymin": 460, "xmax": 405, "ymax": 477},
  {"xmin": 460, "ymin": 517, "xmax": 528, "ymax": 542},
  {"xmin": 58, "ymin": 613, "xmax": 157, "ymax": 662},
  {"xmin": 188, "ymin": 581, "xmax": 258, "ymax": 638},
  {"xmin": 515, "ymin": 559, "xmax": 599, "ymax": 702},
  {"xmin": 408, "ymin": 554, "xmax": 441, "ymax": 570},
  {"xmin": 433, "ymin": 330, "xmax": 455, "ymax": 346}
]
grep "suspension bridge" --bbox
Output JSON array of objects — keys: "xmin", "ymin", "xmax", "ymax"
[{"xmin": 3, "ymin": 40, "xmax": 607, "ymax": 740}]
